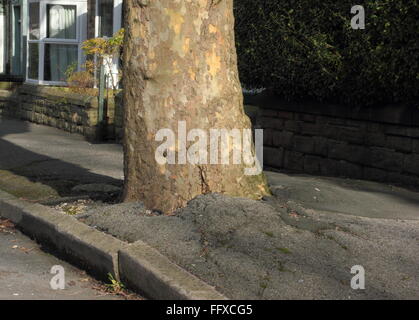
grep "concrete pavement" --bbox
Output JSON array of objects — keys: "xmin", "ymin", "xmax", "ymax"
[
  {"xmin": 0, "ymin": 118, "xmax": 141, "ymax": 300},
  {"xmin": 1, "ymin": 116, "xmax": 418, "ymax": 221},
  {"xmin": 0, "ymin": 117, "xmax": 123, "ymax": 180},
  {"xmin": 0, "ymin": 117, "xmax": 123, "ymax": 202},
  {"xmin": 267, "ymin": 171, "xmax": 419, "ymax": 220}
]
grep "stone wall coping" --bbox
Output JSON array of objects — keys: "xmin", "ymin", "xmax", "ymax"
[
  {"xmin": 244, "ymin": 91, "xmax": 419, "ymax": 127},
  {"xmin": 18, "ymin": 84, "xmax": 98, "ymax": 109}
]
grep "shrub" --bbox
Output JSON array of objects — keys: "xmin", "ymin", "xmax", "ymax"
[
  {"xmin": 65, "ymin": 61, "xmax": 97, "ymax": 96},
  {"xmin": 234, "ymin": 0, "xmax": 419, "ymax": 106},
  {"xmin": 82, "ymin": 29, "xmax": 124, "ymax": 91},
  {"xmin": 65, "ymin": 29, "xmax": 125, "ymax": 95}
]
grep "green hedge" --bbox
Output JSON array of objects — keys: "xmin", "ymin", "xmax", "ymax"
[{"xmin": 234, "ymin": 0, "xmax": 419, "ymax": 106}]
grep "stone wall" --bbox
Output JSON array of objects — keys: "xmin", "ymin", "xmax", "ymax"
[
  {"xmin": 0, "ymin": 85, "xmax": 123, "ymax": 142},
  {"xmin": 0, "ymin": 89, "xmax": 19, "ymax": 117},
  {"xmin": 247, "ymin": 93, "xmax": 419, "ymax": 187}
]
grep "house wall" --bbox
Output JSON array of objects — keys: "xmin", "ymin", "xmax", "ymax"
[{"xmin": 251, "ymin": 95, "xmax": 419, "ymax": 187}]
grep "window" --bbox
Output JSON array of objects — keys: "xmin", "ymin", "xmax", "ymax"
[
  {"xmin": 98, "ymin": 0, "xmax": 113, "ymax": 37},
  {"xmin": 47, "ymin": 5, "xmax": 77, "ymax": 39},
  {"xmin": 29, "ymin": 2, "xmax": 40, "ymax": 40},
  {"xmin": 27, "ymin": 0, "xmax": 87, "ymax": 84},
  {"xmin": 44, "ymin": 44, "xmax": 78, "ymax": 81},
  {"xmin": 95, "ymin": 0, "xmax": 123, "ymax": 38},
  {"xmin": 28, "ymin": 43, "xmax": 39, "ymax": 79}
]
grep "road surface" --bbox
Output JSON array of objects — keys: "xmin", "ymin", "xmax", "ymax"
[{"xmin": 0, "ymin": 218, "xmax": 128, "ymax": 300}]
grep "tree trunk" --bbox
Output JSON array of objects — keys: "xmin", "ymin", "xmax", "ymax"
[{"xmin": 123, "ymin": 0, "xmax": 270, "ymax": 214}]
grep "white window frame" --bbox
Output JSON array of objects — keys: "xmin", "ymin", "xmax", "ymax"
[{"xmin": 26, "ymin": 0, "xmax": 87, "ymax": 86}]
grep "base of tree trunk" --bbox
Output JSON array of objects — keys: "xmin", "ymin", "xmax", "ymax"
[{"xmin": 123, "ymin": 0, "xmax": 270, "ymax": 214}]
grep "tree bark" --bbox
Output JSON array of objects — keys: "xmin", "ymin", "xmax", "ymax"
[{"xmin": 123, "ymin": 0, "xmax": 270, "ymax": 214}]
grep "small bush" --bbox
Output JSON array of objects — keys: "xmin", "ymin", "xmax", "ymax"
[
  {"xmin": 234, "ymin": 0, "xmax": 419, "ymax": 106},
  {"xmin": 65, "ymin": 29, "xmax": 125, "ymax": 95},
  {"xmin": 67, "ymin": 70, "xmax": 96, "ymax": 95},
  {"xmin": 65, "ymin": 61, "xmax": 97, "ymax": 96},
  {"xmin": 82, "ymin": 29, "xmax": 124, "ymax": 91}
]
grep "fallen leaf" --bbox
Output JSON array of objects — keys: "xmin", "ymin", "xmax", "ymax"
[
  {"xmin": 68, "ymin": 281, "xmax": 76, "ymax": 287},
  {"xmin": 19, "ymin": 247, "xmax": 35, "ymax": 254}
]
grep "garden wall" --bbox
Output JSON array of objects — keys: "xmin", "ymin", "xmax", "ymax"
[
  {"xmin": 247, "ymin": 94, "xmax": 419, "ymax": 187},
  {"xmin": 0, "ymin": 85, "xmax": 124, "ymax": 142}
]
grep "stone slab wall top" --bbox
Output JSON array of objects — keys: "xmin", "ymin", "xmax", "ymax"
[
  {"xmin": 18, "ymin": 85, "xmax": 98, "ymax": 109},
  {"xmin": 245, "ymin": 91, "xmax": 419, "ymax": 127}
]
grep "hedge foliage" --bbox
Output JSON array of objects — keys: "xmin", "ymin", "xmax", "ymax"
[{"xmin": 234, "ymin": 0, "xmax": 419, "ymax": 106}]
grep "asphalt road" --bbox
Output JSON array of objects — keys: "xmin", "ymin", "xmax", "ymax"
[{"xmin": 0, "ymin": 218, "xmax": 125, "ymax": 300}]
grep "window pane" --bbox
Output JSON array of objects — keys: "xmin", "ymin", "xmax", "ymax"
[
  {"xmin": 47, "ymin": 5, "xmax": 77, "ymax": 39},
  {"xmin": 28, "ymin": 43, "xmax": 39, "ymax": 79},
  {"xmin": 44, "ymin": 44, "xmax": 78, "ymax": 81},
  {"xmin": 99, "ymin": 0, "xmax": 114, "ymax": 37},
  {"xmin": 29, "ymin": 2, "xmax": 40, "ymax": 40}
]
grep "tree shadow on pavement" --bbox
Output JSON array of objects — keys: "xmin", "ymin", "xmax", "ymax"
[{"xmin": 0, "ymin": 117, "xmax": 122, "ymax": 202}]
